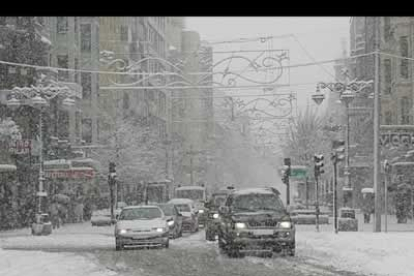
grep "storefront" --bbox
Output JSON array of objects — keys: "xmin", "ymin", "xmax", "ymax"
[{"xmin": 43, "ymin": 158, "xmax": 100, "ymax": 222}]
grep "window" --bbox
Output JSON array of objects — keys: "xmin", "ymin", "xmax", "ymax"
[
  {"xmin": 80, "ymin": 24, "xmax": 91, "ymax": 52},
  {"xmin": 74, "ymin": 58, "xmax": 79, "ymax": 83},
  {"xmin": 385, "ymin": 111, "xmax": 392, "ymax": 125},
  {"xmin": 58, "ymin": 110, "xmax": 70, "ymax": 139},
  {"xmin": 120, "ymin": 25, "xmax": 128, "ymax": 42},
  {"xmin": 401, "ymin": 96, "xmax": 411, "ymax": 124},
  {"xmin": 57, "ymin": 17, "xmax": 68, "ymax": 33},
  {"xmin": 81, "ymin": 72, "xmax": 92, "ymax": 100},
  {"xmin": 384, "ymin": 17, "xmax": 391, "ymax": 41},
  {"xmin": 75, "ymin": 112, "xmax": 81, "ymax": 139},
  {"xmin": 400, "ymin": 36, "xmax": 409, "ymax": 79},
  {"xmin": 384, "ymin": 59, "xmax": 392, "ymax": 94},
  {"xmin": 57, "ymin": 55, "xmax": 69, "ymax": 81},
  {"xmin": 82, "ymin": 119, "xmax": 92, "ymax": 144}
]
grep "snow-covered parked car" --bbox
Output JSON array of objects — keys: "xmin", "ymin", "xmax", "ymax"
[
  {"xmin": 168, "ymin": 198, "xmax": 199, "ymax": 233},
  {"xmin": 115, "ymin": 205, "xmax": 170, "ymax": 250},
  {"xmin": 91, "ymin": 209, "xmax": 112, "ymax": 226}
]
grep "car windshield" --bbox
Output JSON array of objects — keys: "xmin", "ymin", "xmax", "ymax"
[
  {"xmin": 176, "ymin": 190, "xmax": 204, "ymax": 201},
  {"xmin": 212, "ymin": 195, "xmax": 227, "ymax": 206},
  {"xmin": 157, "ymin": 204, "xmax": 174, "ymax": 216},
  {"xmin": 232, "ymin": 193, "xmax": 285, "ymax": 212},
  {"xmin": 119, "ymin": 207, "xmax": 162, "ymax": 220},
  {"xmin": 175, "ymin": 204, "xmax": 191, "ymax": 212}
]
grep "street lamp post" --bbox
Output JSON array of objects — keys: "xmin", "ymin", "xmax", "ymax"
[
  {"xmin": 340, "ymin": 90, "xmax": 356, "ymax": 208},
  {"xmin": 312, "ymin": 79, "xmax": 372, "ymax": 209},
  {"xmin": 6, "ymin": 85, "xmax": 76, "ymax": 214}
]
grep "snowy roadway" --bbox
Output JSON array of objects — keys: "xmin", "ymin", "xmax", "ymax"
[{"xmin": 0, "ymin": 222, "xmax": 379, "ymax": 276}]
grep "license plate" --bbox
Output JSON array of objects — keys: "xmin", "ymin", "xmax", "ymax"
[{"xmin": 252, "ymin": 229, "xmax": 274, "ymax": 236}]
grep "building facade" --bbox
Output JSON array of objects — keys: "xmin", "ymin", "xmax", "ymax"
[{"xmin": 347, "ymin": 17, "xmax": 414, "ymax": 208}]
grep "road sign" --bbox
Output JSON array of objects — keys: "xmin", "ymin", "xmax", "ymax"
[
  {"xmin": 290, "ymin": 165, "xmax": 308, "ymax": 179},
  {"xmin": 279, "ymin": 165, "xmax": 308, "ymax": 179}
]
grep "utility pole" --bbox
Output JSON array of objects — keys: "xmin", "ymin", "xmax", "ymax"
[
  {"xmin": 333, "ymin": 157, "xmax": 338, "ymax": 234},
  {"xmin": 190, "ymin": 144, "xmax": 194, "ymax": 185},
  {"xmin": 314, "ymin": 154, "xmax": 324, "ymax": 232},
  {"xmin": 384, "ymin": 159, "xmax": 390, "ymax": 233},
  {"xmin": 373, "ymin": 16, "xmax": 382, "ymax": 232}
]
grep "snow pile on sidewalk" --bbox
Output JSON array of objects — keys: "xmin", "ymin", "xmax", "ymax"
[
  {"xmin": 298, "ymin": 231, "xmax": 414, "ymax": 276},
  {"xmin": 0, "ymin": 248, "xmax": 118, "ymax": 276},
  {"xmin": 1, "ymin": 234, "xmax": 114, "ymax": 250}
]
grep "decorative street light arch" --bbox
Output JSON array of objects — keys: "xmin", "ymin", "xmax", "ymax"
[{"xmin": 6, "ymin": 83, "xmax": 78, "ymax": 214}]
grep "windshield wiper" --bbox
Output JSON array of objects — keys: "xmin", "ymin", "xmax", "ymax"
[
  {"xmin": 234, "ymin": 207, "xmax": 256, "ymax": 212},
  {"xmin": 258, "ymin": 207, "xmax": 285, "ymax": 212}
]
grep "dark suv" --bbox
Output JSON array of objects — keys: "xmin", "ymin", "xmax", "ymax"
[
  {"xmin": 217, "ymin": 187, "xmax": 295, "ymax": 257},
  {"xmin": 205, "ymin": 187, "xmax": 235, "ymax": 241}
]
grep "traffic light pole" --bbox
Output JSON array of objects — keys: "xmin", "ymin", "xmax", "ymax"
[
  {"xmin": 315, "ymin": 174, "xmax": 320, "ymax": 232},
  {"xmin": 333, "ymin": 156, "xmax": 338, "ymax": 234},
  {"xmin": 286, "ymin": 177, "xmax": 290, "ymax": 206}
]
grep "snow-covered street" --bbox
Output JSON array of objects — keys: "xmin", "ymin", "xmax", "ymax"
[{"xmin": 0, "ymin": 221, "xmax": 397, "ymax": 276}]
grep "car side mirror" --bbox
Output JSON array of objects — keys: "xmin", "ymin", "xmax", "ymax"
[{"xmin": 219, "ymin": 206, "xmax": 229, "ymax": 214}]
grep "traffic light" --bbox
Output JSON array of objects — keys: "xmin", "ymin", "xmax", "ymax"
[
  {"xmin": 108, "ymin": 162, "xmax": 117, "ymax": 186},
  {"xmin": 282, "ymin": 169, "xmax": 290, "ymax": 185},
  {"xmin": 109, "ymin": 162, "xmax": 116, "ymax": 173},
  {"xmin": 282, "ymin": 158, "xmax": 291, "ymax": 185},
  {"xmin": 331, "ymin": 140, "xmax": 345, "ymax": 163},
  {"xmin": 314, "ymin": 154, "xmax": 324, "ymax": 177}
]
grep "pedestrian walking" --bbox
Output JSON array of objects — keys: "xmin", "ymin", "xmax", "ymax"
[
  {"xmin": 74, "ymin": 202, "xmax": 84, "ymax": 223},
  {"xmin": 49, "ymin": 202, "xmax": 60, "ymax": 229}
]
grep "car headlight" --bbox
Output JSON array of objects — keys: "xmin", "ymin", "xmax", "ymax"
[
  {"xmin": 279, "ymin": 221, "xmax": 292, "ymax": 229},
  {"xmin": 235, "ymin": 222, "xmax": 246, "ymax": 229},
  {"xmin": 118, "ymin": 229, "xmax": 128, "ymax": 234},
  {"xmin": 198, "ymin": 209, "xmax": 204, "ymax": 214},
  {"xmin": 167, "ymin": 220, "xmax": 175, "ymax": 226},
  {"xmin": 213, "ymin": 213, "xmax": 219, "ymax": 219},
  {"xmin": 155, "ymin": 227, "xmax": 167, "ymax": 233}
]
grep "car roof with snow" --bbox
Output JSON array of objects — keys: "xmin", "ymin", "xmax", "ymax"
[
  {"xmin": 232, "ymin": 187, "xmax": 280, "ymax": 196},
  {"xmin": 168, "ymin": 198, "xmax": 195, "ymax": 205},
  {"xmin": 175, "ymin": 186, "xmax": 205, "ymax": 190},
  {"xmin": 122, "ymin": 205, "xmax": 162, "ymax": 210}
]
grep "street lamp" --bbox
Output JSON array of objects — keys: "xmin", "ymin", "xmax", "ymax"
[
  {"xmin": 311, "ymin": 79, "xmax": 372, "ymax": 209},
  {"xmin": 340, "ymin": 90, "xmax": 355, "ymax": 206},
  {"xmin": 6, "ymin": 85, "xmax": 76, "ymax": 214}
]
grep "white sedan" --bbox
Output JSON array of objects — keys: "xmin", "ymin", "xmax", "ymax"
[{"xmin": 114, "ymin": 205, "xmax": 170, "ymax": 250}]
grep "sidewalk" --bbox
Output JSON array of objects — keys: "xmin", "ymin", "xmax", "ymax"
[
  {"xmin": 0, "ymin": 221, "xmax": 114, "ymax": 237},
  {"xmin": 296, "ymin": 214, "xmax": 414, "ymax": 276},
  {"xmin": 296, "ymin": 213, "xmax": 414, "ymax": 232}
]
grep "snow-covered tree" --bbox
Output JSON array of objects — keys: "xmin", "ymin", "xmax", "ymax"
[
  {"xmin": 95, "ymin": 113, "xmax": 167, "ymax": 186},
  {"xmin": 0, "ymin": 118, "xmax": 22, "ymax": 164},
  {"xmin": 283, "ymin": 106, "xmax": 330, "ymax": 167}
]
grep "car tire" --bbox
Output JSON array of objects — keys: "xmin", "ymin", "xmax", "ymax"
[
  {"xmin": 287, "ymin": 242, "xmax": 295, "ymax": 257},
  {"xmin": 227, "ymin": 247, "xmax": 241, "ymax": 258},
  {"xmin": 206, "ymin": 229, "xmax": 215, "ymax": 241},
  {"xmin": 115, "ymin": 238, "xmax": 123, "ymax": 251}
]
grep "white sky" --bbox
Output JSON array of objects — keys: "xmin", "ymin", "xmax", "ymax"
[{"xmin": 185, "ymin": 17, "xmax": 351, "ymax": 115}]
